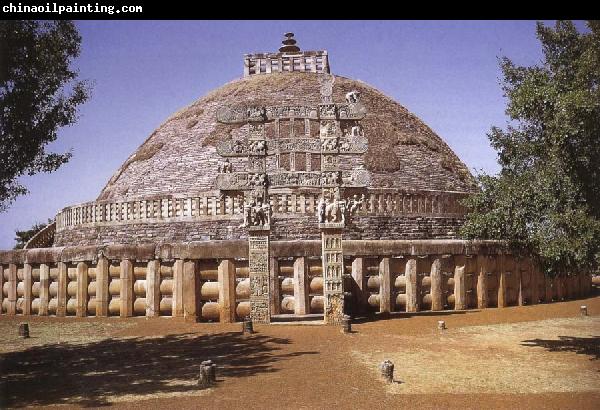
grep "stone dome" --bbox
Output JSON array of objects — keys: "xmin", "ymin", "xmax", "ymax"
[
  {"xmin": 98, "ymin": 72, "xmax": 474, "ymax": 201},
  {"xmin": 53, "ymin": 42, "xmax": 475, "ymax": 247}
]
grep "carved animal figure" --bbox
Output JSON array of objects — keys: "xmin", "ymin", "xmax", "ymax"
[{"xmin": 345, "ymin": 90, "xmax": 361, "ymax": 104}]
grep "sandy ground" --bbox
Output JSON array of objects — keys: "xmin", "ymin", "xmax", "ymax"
[{"xmin": 0, "ymin": 296, "xmax": 599, "ymax": 409}]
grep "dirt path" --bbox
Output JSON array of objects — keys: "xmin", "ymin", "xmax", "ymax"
[{"xmin": 1, "ymin": 296, "xmax": 599, "ymax": 409}]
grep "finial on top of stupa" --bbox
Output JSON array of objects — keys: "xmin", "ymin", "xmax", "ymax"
[{"xmin": 279, "ymin": 32, "xmax": 301, "ymax": 53}]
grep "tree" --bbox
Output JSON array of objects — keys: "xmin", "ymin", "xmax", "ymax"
[
  {"xmin": 0, "ymin": 20, "xmax": 91, "ymax": 212},
  {"xmin": 461, "ymin": 20, "xmax": 600, "ymax": 277},
  {"xmin": 13, "ymin": 218, "xmax": 53, "ymax": 250}
]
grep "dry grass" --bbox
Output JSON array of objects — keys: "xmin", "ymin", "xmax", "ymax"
[{"xmin": 352, "ymin": 317, "xmax": 600, "ymax": 394}]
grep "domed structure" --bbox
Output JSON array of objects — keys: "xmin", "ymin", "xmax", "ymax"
[
  {"xmin": 2, "ymin": 34, "xmax": 591, "ymax": 326},
  {"xmin": 53, "ymin": 34, "xmax": 475, "ymax": 247}
]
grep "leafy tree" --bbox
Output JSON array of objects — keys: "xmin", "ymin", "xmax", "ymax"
[
  {"xmin": 0, "ymin": 20, "xmax": 91, "ymax": 212},
  {"xmin": 13, "ymin": 218, "xmax": 53, "ymax": 250},
  {"xmin": 461, "ymin": 20, "xmax": 600, "ymax": 277}
]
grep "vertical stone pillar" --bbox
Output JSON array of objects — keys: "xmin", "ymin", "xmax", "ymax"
[
  {"xmin": 379, "ymin": 257, "xmax": 392, "ymax": 313},
  {"xmin": 23, "ymin": 263, "xmax": 32, "ymax": 315},
  {"xmin": 269, "ymin": 257, "xmax": 281, "ymax": 316},
  {"xmin": 351, "ymin": 257, "xmax": 368, "ymax": 314},
  {"xmin": 120, "ymin": 259, "xmax": 134, "ymax": 318},
  {"xmin": 529, "ymin": 259, "xmax": 539, "ymax": 305},
  {"xmin": 454, "ymin": 256, "xmax": 466, "ymax": 310},
  {"xmin": 7, "ymin": 264, "xmax": 17, "ymax": 315},
  {"xmin": 218, "ymin": 259, "xmax": 236, "ymax": 323},
  {"xmin": 497, "ymin": 255, "xmax": 507, "ymax": 308},
  {"xmin": 76, "ymin": 262, "xmax": 88, "ymax": 317},
  {"xmin": 545, "ymin": 275, "xmax": 553, "ymax": 303},
  {"xmin": 405, "ymin": 258, "xmax": 420, "ymax": 313},
  {"xmin": 39, "ymin": 263, "xmax": 50, "ymax": 316},
  {"xmin": 321, "ymin": 227, "xmax": 344, "ymax": 324},
  {"xmin": 556, "ymin": 275, "xmax": 564, "ymax": 301},
  {"xmin": 172, "ymin": 259, "xmax": 184, "ymax": 317},
  {"xmin": 146, "ymin": 259, "xmax": 160, "ymax": 317},
  {"xmin": 96, "ymin": 256, "xmax": 109, "ymax": 317},
  {"xmin": 516, "ymin": 259, "xmax": 525, "ymax": 306},
  {"xmin": 183, "ymin": 260, "xmax": 199, "ymax": 322},
  {"xmin": 573, "ymin": 274, "xmax": 580, "ymax": 298},
  {"xmin": 56, "ymin": 262, "xmax": 67, "ymax": 317},
  {"xmin": 293, "ymin": 257, "xmax": 309, "ymax": 315},
  {"xmin": 249, "ymin": 231, "xmax": 270, "ymax": 323},
  {"xmin": 476, "ymin": 255, "xmax": 488, "ymax": 309},
  {"xmin": 430, "ymin": 257, "xmax": 444, "ymax": 311}
]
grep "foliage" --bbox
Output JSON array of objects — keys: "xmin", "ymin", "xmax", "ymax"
[
  {"xmin": 0, "ymin": 20, "xmax": 91, "ymax": 212},
  {"xmin": 461, "ymin": 21, "xmax": 600, "ymax": 276}
]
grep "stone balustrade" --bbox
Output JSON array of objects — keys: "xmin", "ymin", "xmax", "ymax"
[
  {"xmin": 0, "ymin": 240, "xmax": 592, "ymax": 322},
  {"xmin": 55, "ymin": 189, "xmax": 469, "ymax": 232}
]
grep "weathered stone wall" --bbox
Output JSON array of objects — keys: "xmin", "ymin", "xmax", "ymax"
[
  {"xmin": 54, "ymin": 215, "xmax": 466, "ymax": 247},
  {"xmin": 97, "ymin": 73, "xmax": 476, "ymax": 202}
]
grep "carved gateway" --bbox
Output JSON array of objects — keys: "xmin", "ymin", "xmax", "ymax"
[{"xmin": 217, "ymin": 73, "xmax": 368, "ymax": 324}]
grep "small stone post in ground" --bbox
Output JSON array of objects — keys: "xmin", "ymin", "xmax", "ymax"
[
  {"xmin": 243, "ymin": 318, "xmax": 254, "ymax": 334},
  {"xmin": 198, "ymin": 360, "xmax": 217, "ymax": 388},
  {"xmin": 380, "ymin": 360, "xmax": 394, "ymax": 383},
  {"xmin": 341, "ymin": 315, "xmax": 351, "ymax": 333},
  {"xmin": 18, "ymin": 323, "xmax": 29, "ymax": 338}
]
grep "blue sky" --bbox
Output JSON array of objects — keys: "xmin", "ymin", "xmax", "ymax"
[{"xmin": 0, "ymin": 20, "xmax": 586, "ymax": 249}]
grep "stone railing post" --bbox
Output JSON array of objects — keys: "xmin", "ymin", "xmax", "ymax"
[
  {"xmin": 405, "ymin": 257, "xmax": 420, "ymax": 312},
  {"xmin": 218, "ymin": 259, "xmax": 236, "ymax": 323},
  {"xmin": 497, "ymin": 255, "xmax": 508, "ymax": 308},
  {"xmin": 146, "ymin": 259, "xmax": 160, "ymax": 317},
  {"xmin": 183, "ymin": 260, "xmax": 199, "ymax": 322},
  {"xmin": 293, "ymin": 257, "xmax": 309, "ymax": 315},
  {"xmin": 379, "ymin": 257, "xmax": 392, "ymax": 313},
  {"xmin": 269, "ymin": 257, "xmax": 281, "ymax": 316},
  {"xmin": 476, "ymin": 255, "xmax": 488, "ymax": 309},
  {"xmin": 172, "ymin": 259, "xmax": 184, "ymax": 317},
  {"xmin": 453, "ymin": 256, "xmax": 466, "ymax": 310},
  {"xmin": 56, "ymin": 262, "xmax": 67, "ymax": 317},
  {"xmin": 96, "ymin": 255, "xmax": 109, "ymax": 317},
  {"xmin": 529, "ymin": 259, "xmax": 539, "ymax": 305},
  {"xmin": 430, "ymin": 257, "xmax": 444, "ymax": 311},
  {"xmin": 39, "ymin": 263, "xmax": 50, "ymax": 316},
  {"xmin": 120, "ymin": 259, "xmax": 134, "ymax": 317},
  {"xmin": 76, "ymin": 262, "xmax": 88, "ymax": 317},
  {"xmin": 23, "ymin": 263, "xmax": 32, "ymax": 315},
  {"xmin": 351, "ymin": 257, "xmax": 368, "ymax": 314}
]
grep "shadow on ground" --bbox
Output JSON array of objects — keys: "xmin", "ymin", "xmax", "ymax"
[
  {"xmin": 351, "ymin": 309, "xmax": 471, "ymax": 324},
  {"xmin": 521, "ymin": 335, "xmax": 600, "ymax": 360},
  {"xmin": 0, "ymin": 331, "xmax": 317, "ymax": 407}
]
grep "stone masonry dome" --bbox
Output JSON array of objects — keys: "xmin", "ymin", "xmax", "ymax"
[
  {"xmin": 7, "ymin": 34, "xmax": 578, "ymax": 329},
  {"xmin": 52, "ymin": 34, "xmax": 476, "ymax": 248}
]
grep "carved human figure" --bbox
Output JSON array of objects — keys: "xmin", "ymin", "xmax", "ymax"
[
  {"xmin": 218, "ymin": 159, "xmax": 232, "ymax": 173},
  {"xmin": 321, "ymin": 138, "xmax": 338, "ymax": 151},
  {"xmin": 318, "ymin": 197, "xmax": 327, "ymax": 223},
  {"xmin": 346, "ymin": 194, "xmax": 365, "ymax": 218},
  {"xmin": 247, "ymin": 106, "xmax": 265, "ymax": 120},
  {"xmin": 351, "ymin": 124, "xmax": 364, "ymax": 137},
  {"xmin": 232, "ymin": 140, "xmax": 245, "ymax": 154}
]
